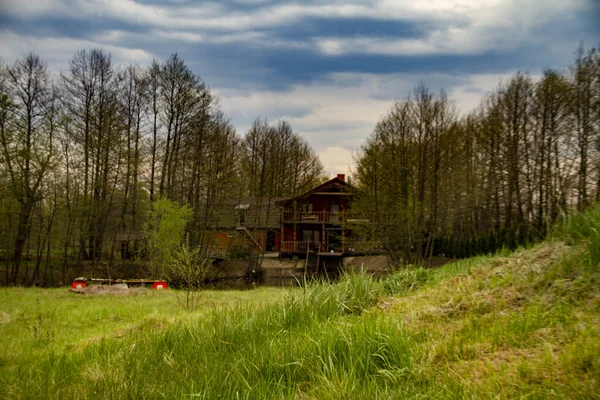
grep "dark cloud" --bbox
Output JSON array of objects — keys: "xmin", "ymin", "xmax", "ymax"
[
  {"xmin": 0, "ymin": 15, "xmax": 147, "ymax": 40},
  {"xmin": 274, "ymin": 17, "xmax": 429, "ymax": 40}
]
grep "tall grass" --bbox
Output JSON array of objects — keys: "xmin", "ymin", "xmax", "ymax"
[
  {"xmin": 2, "ymin": 205, "xmax": 599, "ymax": 398},
  {"xmin": 552, "ymin": 203, "xmax": 600, "ymax": 267}
]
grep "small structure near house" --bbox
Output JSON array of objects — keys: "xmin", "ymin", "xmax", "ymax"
[{"xmin": 205, "ymin": 197, "xmax": 284, "ymax": 258}]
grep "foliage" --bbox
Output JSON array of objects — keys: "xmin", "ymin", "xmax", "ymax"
[
  {"xmin": 2, "ymin": 204, "xmax": 600, "ymax": 398},
  {"xmin": 353, "ymin": 45, "xmax": 600, "ymax": 264},
  {"xmin": 227, "ymin": 243, "xmax": 252, "ymax": 260},
  {"xmin": 144, "ymin": 197, "xmax": 192, "ymax": 276},
  {"xmin": 168, "ymin": 237, "xmax": 210, "ymax": 311},
  {"xmin": 0, "ymin": 50, "xmax": 324, "ymax": 286},
  {"xmin": 2, "ymin": 44, "xmax": 599, "ymax": 286},
  {"xmin": 242, "ymin": 118, "xmax": 324, "ymax": 199}
]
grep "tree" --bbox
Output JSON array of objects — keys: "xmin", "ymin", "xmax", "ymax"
[
  {"xmin": 62, "ymin": 49, "xmax": 117, "ymax": 263},
  {"xmin": 0, "ymin": 54, "xmax": 58, "ymax": 284},
  {"xmin": 144, "ymin": 197, "xmax": 192, "ymax": 277}
]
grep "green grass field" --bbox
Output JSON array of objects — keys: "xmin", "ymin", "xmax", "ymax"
[{"xmin": 1, "ymin": 206, "xmax": 599, "ymax": 399}]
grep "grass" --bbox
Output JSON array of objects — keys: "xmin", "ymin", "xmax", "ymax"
[{"xmin": 1, "ymin": 205, "xmax": 599, "ymax": 398}]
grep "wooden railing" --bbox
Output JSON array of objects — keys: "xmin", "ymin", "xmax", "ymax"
[
  {"xmin": 280, "ymin": 241, "xmax": 319, "ymax": 253},
  {"xmin": 281, "ymin": 240, "xmax": 383, "ymax": 254},
  {"xmin": 281, "ymin": 211, "xmax": 374, "ymax": 224}
]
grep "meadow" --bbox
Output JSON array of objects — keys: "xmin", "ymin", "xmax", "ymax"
[{"xmin": 1, "ymin": 206, "xmax": 599, "ymax": 399}]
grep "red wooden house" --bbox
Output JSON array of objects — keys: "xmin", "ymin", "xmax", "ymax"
[
  {"xmin": 277, "ymin": 174, "xmax": 375, "ymax": 257},
  {"xmin": 205, "ymin": 175, "xmax": 379, "ymax": 262}
]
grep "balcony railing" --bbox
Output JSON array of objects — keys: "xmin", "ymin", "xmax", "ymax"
[
  {"xmin": 280, "ymin": 240, "xmax": 383, "ymax": 254},
  {"xmin": 281, "ymin": 211, "xmax": 374, "ymax": 224},
  {"xmin": 280, "ymin": 241, "xmax": 320, "ymax": 253}
]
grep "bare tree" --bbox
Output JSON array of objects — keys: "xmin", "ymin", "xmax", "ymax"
[{"xmin": 0, "ymin": 54, "xmax": 58, "ymax": 284}]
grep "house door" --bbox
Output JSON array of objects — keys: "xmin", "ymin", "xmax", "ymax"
[
  {"xmin": 327, "ymin": 229, "xmax": 342, "ymax": 252},
  {"xmin": 302, "ymin": 229, "xmax": 320, "ymax": 250}
]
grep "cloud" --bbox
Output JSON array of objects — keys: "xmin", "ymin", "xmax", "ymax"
[
  {"xmin": 3, "ymin": 0, "xmax": 590, "ymax": 40},
  {"xmin": 314, "ymin": 0, "xmax": 592, "ymax": 57},
  {"xmin": 318, "ymin": 146, "xmax": 354, "ymax": 177},
  {"xmin": 1, "ymin": 0, "xmax": 596, "ymax": 176},
  {"xmin": 216, "ymin": 70, "xmax": 517, "ymax": 175},
  {"xmin": 0, "ymin": 30, "xmax": 154, "ymax": 72}
]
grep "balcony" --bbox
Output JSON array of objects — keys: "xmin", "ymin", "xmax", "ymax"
[
  {"xmin": 280, "ymin": 241, "xmax": 320, "ymax": 254},
  {"xmin": 280, "ymin": 240, "xmax": 383, "ymax": 255},
  {"xmin": 281, "ymin": 211, "xmax": 373, "ymax": 224}
]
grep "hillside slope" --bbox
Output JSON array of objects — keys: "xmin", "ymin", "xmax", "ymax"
[{"xmin": 2, "ymin": 208, "xmax": 599, "ymax": 399}]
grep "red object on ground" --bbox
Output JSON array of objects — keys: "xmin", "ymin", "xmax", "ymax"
[
  {"xmin": 152, "ymin": 281, "xmax": 168, "ymax": 290},
  {"xmin": 71, "ymin": 280, "xmax": 87, "ymax": 289}
]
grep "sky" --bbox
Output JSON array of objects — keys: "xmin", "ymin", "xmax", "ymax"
[{"xmin": 1, "ymin": 0, "xmax": 599, "ymax": 177}]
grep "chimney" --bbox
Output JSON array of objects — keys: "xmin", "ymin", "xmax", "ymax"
[{"xmin": 336, "ymin": 174, "xmax": 345, "ymax": 182}]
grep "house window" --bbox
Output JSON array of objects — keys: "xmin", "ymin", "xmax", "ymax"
[
  {"xmin": 302, "ymin": 230, "xmax": 311, "ymax": 242},
  {"xmin": 330, "ymin": 204, "xmax": 339, "ymax": 223},
  {"xmin": 303, "ymin": 230, "xmax": 320, "ymax": 248},
  {"xmin": 234, "ymin": 204, "xmax": 250, "ymax": 227}
]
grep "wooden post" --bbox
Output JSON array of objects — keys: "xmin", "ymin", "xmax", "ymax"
[{"xmin": 293, "ymin": 200, "xmax": 297, "ymax": 222}]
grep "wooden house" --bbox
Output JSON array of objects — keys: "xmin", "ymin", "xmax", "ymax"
[
  {"xmin": 205, "ymin": 175, "xmax": 380, "ymax": 264},
  {"xmin": 277, "ymin": 174, "xmax": 378, "ymax": 258}
]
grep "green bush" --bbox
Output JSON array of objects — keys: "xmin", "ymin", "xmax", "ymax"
[{"xmin": 227, "ymin": 243, "xmax": 252, "ymax": 260}]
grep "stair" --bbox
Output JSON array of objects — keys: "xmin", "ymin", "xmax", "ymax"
[
  {"xmin": 305, "ymin": 252, "xmax": 319, "ymax": 275},
  {"xmin": 235, "ymin": 226, "xmax": 262, "ymax": 252}
]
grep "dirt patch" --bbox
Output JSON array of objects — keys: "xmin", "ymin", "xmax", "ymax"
[{"xmin": 70, "ymin": 284, "xmax": 149, "ymax": 296}]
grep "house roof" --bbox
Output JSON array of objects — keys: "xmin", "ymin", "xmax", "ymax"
[
  {"xmin": 276, "ymin": 176, "xmax": 353, "ymax": 206},
  {"xmin": 207, "ymin": 196, "xmax": 286, "ymax": 229}
]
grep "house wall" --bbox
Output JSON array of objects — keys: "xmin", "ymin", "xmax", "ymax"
[
  {"xmin": 281, "ymin": 193, "xmax": 351, "ymax": 246},
  {"xmin": 296, "ymin": 194, "xmax": 350, "ymax": 213},
  {"xmin": 209, "ymin": 229, "xmax": 280, "ymax": 255}
]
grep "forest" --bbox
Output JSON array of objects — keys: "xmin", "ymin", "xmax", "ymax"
[
  {"xmin": 353, "ymin": 45, "xmax": 600, "ymax": 263},
  {"xmin": 0, "ymin": 51, "xmax": 323, "ymax": 286},
  {"xmin": 1, "ymin": 44, "xmax": 599, "ymax": 286}
]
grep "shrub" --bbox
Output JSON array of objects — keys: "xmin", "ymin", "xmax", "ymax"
[{"xmin": 169, "ymin": 237, "xmax": 210, "ymax": 311}]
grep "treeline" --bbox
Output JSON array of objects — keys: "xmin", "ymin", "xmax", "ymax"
[
  {"xmin": 354, "ymin": 45, "xmax": 600, "ymax": 262},
  {"xmin": 0, "ymin": 50, "xmax": 323, "ymax": 286}
]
